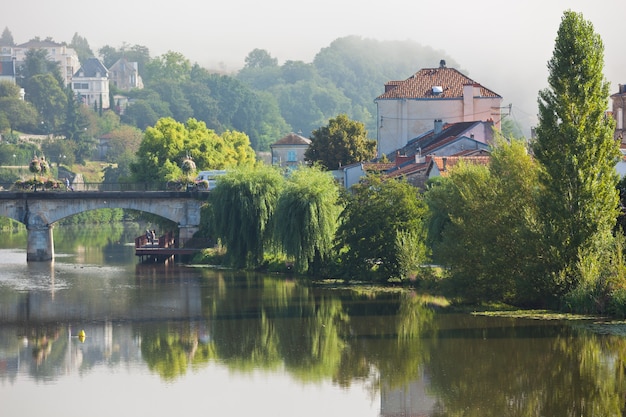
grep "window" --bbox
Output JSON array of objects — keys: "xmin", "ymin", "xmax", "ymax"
[{"xmin": 287, "ymin": 150, "xmax": 297, "ymax": 162}]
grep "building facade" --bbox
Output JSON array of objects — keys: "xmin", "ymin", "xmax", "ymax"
[
  {"xmin": 108, "ymin": 58, "xmax": 143, "ymax": 91},
  {"xmin": 72, "ymin": 58, "xmax": 110, "ymax": 109},
  {"xmin": 13, "ymin": 40, "xmax": 80, "ymax": 86},
  {"xmin": 374, "ymin": 61, "xmax": 502, "ymax": 157},
  {"xmin": 270, "ymin": 133, "xmax": 311, "ymax": 168}
]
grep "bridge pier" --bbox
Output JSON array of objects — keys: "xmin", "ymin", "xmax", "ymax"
[
  {"xmin": 178, "ymin": 225, "xmax": 199, "ymax": 246},
  {"xmin": 27, "ymin": 224, "xmax": 54, "ymax": 262}
]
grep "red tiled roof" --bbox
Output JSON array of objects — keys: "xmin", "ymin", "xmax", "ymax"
[
  {"xmin": 376, "ymin": 67, "xmax": 500, "ymax": 100},
  {"xmin": 385, "ymin": 157, "xmax": 431, "ymax": 179},
  {"xmin": 271, "ymin": 133, "xmax": 311, "ymax": 146},
  {"xmin": 431, "ymin": 155, "xmax": 491, "ymax": 176}
]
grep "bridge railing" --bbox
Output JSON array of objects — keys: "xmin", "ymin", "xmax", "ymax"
[{"xmin": 0, "ymin": 182, "xmax": 207, "ymax": 192}]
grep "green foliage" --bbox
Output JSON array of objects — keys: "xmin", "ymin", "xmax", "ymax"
[
  {"xmin": 26, "ymin": 73, "xmax": 67, "ymax": 134},
  {"xmin": 273, "ymin": 166, "xmax": 342, "ymax": 274},
  {"xmin": 313, "ymin": 37, "xmax": 458, "ymax": 133},
  {"xmin": 243, "ymin": 49, "xmax": 278, "ymax": 69},
  {"xmin": 131, "ymin": 117, "xmax": 255, "ymax": 184},
  {"xmin": 426, "ymin": 138, "xmax": 544, "ymax": 304},
  {"xmin": 335, "ymin": 174, "xmax": 429, "ymax": 281},
  {"xmin": 209, "ymin": 165, "xmax": 285, "ymax": 269},
  {"xmin": 103, "ymin": 124, "xmax": 142, "ymax": 163},
  {"xmin": 58, "ymin": 208, "xmax": 125, "ymax": 225},
  {"xmin": 305, "ymin": 114, "xmax": 376, "ymax": 170},
  {"xmin": 19, "ymin": 48, "xmax": 64, "ymax": 87},
  {"xmin": 69, "ymin": 32, "xmax": 94, "ymax": 64},
  {"xmin": 0, "ymin": 95, "xmax": 38, "ymax": 134},
  {"xmin": 395, "ymin": 229, "xmax": 429, "ymax": 281},
  {"xmin": 121, "ymin": 97, "xmax": 172, "ymax": 130},
  {"xmin": 0, "ymin": 27, "xmax": 15, "ymax": 46},
  {"xmin": 533, "ymin": 10, "xmax": 620, "ymax": 296},
  {"xmin": 144, "ymin": 51, "xmax": 192, "ymax": 85}
]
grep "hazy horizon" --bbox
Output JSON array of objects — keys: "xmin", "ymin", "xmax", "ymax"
[{"xmin": 4, "ymin": 0, "xmax": 626, "ymax": 133}]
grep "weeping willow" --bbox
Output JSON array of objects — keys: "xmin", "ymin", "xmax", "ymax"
[
  {"xmin": 209, "ymin": 164, "xmax": 284, "ymax": 269},
  {"xmin": 274, "ymin": 166, "xmax": 342, "ymax": 274}
]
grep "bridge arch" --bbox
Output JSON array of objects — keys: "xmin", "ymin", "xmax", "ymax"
[{"xmin": 0, "ymin": 191, "xmax": 208, "ymax": 261}]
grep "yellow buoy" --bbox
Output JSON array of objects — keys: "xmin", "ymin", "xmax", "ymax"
[{"xmin": 78, "ymin": 330, "xmax": 86, "ymax": 338}]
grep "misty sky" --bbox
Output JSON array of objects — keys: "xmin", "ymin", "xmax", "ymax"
[{"xmin": 4, "ymin": 0, "xmax": 626, "ymax": 130}]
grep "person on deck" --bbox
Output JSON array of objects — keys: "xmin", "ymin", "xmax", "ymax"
[{"xmin": 65, "ymin": 177, "xmax": 73, "ymax": 191}]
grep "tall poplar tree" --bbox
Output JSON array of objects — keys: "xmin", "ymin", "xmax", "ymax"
[{"xmin": 533, "ymin": 11, "xmax": 620, "ymax": 295}]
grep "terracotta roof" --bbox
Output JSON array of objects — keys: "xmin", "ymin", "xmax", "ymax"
[
  {"xmin": 375, "ymin": 67, "xmax": 501, "ymax": 100},
  {"xmin": 385, "ymin": 156, "xmax": 431, "ymax": 179},
  {"xmin": 271, "ymin": 133, "xmax": 311, "ymax": 146},
  {"xmin": 431, "ymin": 155, "xmax": 491, "ymax": 176}
]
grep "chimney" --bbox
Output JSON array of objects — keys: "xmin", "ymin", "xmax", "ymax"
[
  {"xmin": 439, "ymin": 59, "xmax": 446, "ymax": 68},
  {"xmin": 434, "ymin": 119, "xmax": 443, "ymax": 135}
]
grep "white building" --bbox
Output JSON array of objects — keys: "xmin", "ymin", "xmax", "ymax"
[
  {"xmin": 13, "ymin": 40, "xmax": 80, "ymax": 86},
  {"xmin": 72, "ymin": 58, "xmax": 110, "ymax": 109}
]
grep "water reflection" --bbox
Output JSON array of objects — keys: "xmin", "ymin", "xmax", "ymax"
[{"xmin": 2, "ymin": 234, "xmax": 626, "ymax": 416}]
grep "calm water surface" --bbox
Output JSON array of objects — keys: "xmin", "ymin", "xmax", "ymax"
[{"xmin": 1, "ymin": 225, "xmax": 626, "ymax": 417}]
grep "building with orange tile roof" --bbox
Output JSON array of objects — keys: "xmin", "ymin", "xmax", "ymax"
[{"xmin": 374, "ymin": 60, "xmax": 502, "ymax": 156}]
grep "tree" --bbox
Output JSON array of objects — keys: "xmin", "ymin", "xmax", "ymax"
[
  {"xmin": 532, "ymin": 10, "xmax": 620, "ymax": 295},
  {"xmin": 122, "ymin": 98, "xmax": 171, "ymax": 130},
  {"xmin": 336, "ymin": 174, "xmax": 429, "ymax": 280},
  {"xmin": 0, "ymin": 81, "xmax": 38, "ymax": 134},
  {"xmin": 305, "ymin": 114, "xmax": 376, "ymax": 170},
  {"xmin": 69, "ymin": 33, "xmax": 94, "ymax": 63},
  {"xmin": 0, "ymin": 96, "xmax": 38, "ymax": 134},
  {"xmin": 209, "ymin": 165, "xmax": 285, "ymax": 269},
  {"xmin": 104, "ymin": 125, "xmax": 143, "ymax": 162},
  {"xmin": 20, "ymin": 48, "xmax": 64, "ymax": 88},
  {"xmin": 0, "ymin": 27, "xmax": 15, "ymax": 46},
  {"xmin": 0, "ymin": 80, "xmax": 19, "ymax": 98},
  {"xmin": 426, "ymin": 138, "xmax": 544, "ymax": 304},
  {"xmin": 144, "ymin": 51, "xmax": 191, "ymax": 85},
  {"xmin": 243, "ymin": 49, "xmax": 278, "ymax": 69},
  {"xmin": 27, "ymin": 73, "xmax": 67, "ymax": 135},
  {"xmin": 274, "ymin": 166, "xmax": 342, "ymax": 274},
  {"xmin": 273, "ymin": 80, "xmax": 351, "ymax": 137},
  {"xmin": 62, "ymin": 86, "xmax": 89, "ymax": 141},
  {"xmin": 131, "ymin": 117, "xmax": 255, "ymax": 184}
]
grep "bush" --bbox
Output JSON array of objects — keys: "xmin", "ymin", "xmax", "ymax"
[{"xmin": 608, "ymin": 288, "xmax": 626, "ymax": 318}]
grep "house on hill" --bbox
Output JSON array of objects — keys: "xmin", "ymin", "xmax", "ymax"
[
  {"xmin": 72, "ymin": 57, "xmax": 110, "ymax": 109},
  {"xmin": 374, "ymin": 60, "xmax": 502, "ymax": 156},
  {"xmin": 270, "ymin": 132, "xmax": 311, "ymax": 168},
  {"xmin": 108, "ymin": 57, "xmax": 143, "ymax": 91},
  {"xmin": 13, "ymin": 39, "xmax": 80, "ymax": 86}
]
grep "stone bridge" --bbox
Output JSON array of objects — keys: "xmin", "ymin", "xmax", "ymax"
[{"xmin": 0, "ymin": 191, "xmax": 209, "ymax": 261}]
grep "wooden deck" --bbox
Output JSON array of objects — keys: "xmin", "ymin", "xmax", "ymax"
[{"xmin": 134, "ymin": 231, "xmax": 201, "ymax": 261}]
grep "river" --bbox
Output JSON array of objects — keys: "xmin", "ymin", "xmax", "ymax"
[{"xmin": 1, "ymin": 224, "xmax": 626, "ymax": 417}]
